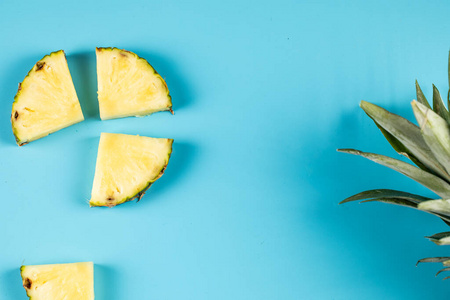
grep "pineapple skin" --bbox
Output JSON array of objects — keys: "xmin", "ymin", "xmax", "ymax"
[
  {"xmin": 96, "ymin": 47, "xmax": 173, "ymax": 120},
  {"xmin": 89, "ymin": 135, "xmax": 173, "ymax": 207},
  {"xmin": 11, "ymin": 50, "xmax": 84, "ymax": 146}
]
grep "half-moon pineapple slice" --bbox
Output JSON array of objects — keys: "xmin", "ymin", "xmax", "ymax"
[
  {"xmin": 96, "ymin": 47, "xmax": 172, "ymax": 120},
  {"xmin": 90, "ymin": 133, "xmax": 173, "ymax": 207},
  {"xmin": 20, "ymin": 262, "xmax": 94, "ymax": 300},
  {"xmin": 11, "ymin": 50, "xmax": 84, "ymax": 146}
]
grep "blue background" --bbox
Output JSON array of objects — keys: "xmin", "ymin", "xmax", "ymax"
[{"xmin": 1, "ymin": 0, "xmax": 450, "ymax": 299}]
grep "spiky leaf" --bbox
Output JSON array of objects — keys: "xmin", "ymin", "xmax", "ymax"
[
  {"xmin": 360, "ymin": 101, "xmax": 450, "ymax": 181},
  {"xmin": 426, "ymin": 232, "xmax": 450, "ymax": 245},
  {"xmin": 417, "ymin": 257, "xmax": 450, "ymax": 266},
  {"xmin": 374, "ymin": 121, "xmax": 432, "ymax": 171},
  {"xmin": 342, "ymin": 193, "xmax": 450, "ymax": 225},
  {"xmin": 340, "ymin": 189, "xmax": 430, "ymax": 204},
  {"xmin": 337, "ymin": 149, "xmax": 450, "ymax": 198},
  {"xmin": 447, "ymin": 50, "xmax": 450, "ymax": 111},
  {"xmin": 416, "ymin": 80, "xmax": 431, "ymax": 109},
  {"xmin": 448, "ymin": 51, "xmax": 450, "ymax": 109},
  {"xmin": 412, "ymin": 100, "xmax": 450, "ymax": 175},
  {"xmin": 437, "ymin": 267, "xmax": 450, "ymax": 277},
  {"xmin": 432, "ymin": 85, "xmax": 450, "ymax": 123}
]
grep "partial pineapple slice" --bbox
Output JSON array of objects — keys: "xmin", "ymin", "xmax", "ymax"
[
  {"xmin": 11, "ymin": 50, "xmax": 84, "ymax": 146},
  {"xmin": 20, "ymin": 262, "xmax": 94, "ymax": 299},
  {"xmin": 90, "ymin": 133, "xmax": 173, "ymax": 207},
  {"xmin": 96, "ymin": 47, "xmax": 172, "ymax": 120}
]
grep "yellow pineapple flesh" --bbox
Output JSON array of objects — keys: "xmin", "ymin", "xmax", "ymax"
[
  {"xmin": 96, "ymin": 47, "xmax": 172, "ymax": 120},
  {"xmin": 90, "ymin": 132, "xmax": 173, "ymax": 207},
  {"xmin": 20, "ymin": 262, "xmax": 94, "ymax": 299},
  {"xmin": 11, "ymin": 50, "xmax": 84, "ymax": 146}
]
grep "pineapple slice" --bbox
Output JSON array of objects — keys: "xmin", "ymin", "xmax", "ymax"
[
  {"xmin": 96, "ymin": 47, "xmax": 172, "ymax": 120},
  {"xmin": 20, "ymin": 262, "xmax": 94, "ymax": 299},
  {"xmin": 90, "ymin": 133, "xmax": 173, "ymax": 207},
  {"xmin": 11, "ymin": 50, "xmax": 84, "ymax": 146}
]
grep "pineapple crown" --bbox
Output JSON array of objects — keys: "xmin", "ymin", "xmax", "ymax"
[{"xmin": 339, "ymin": 52, "xmax": 450, "ymax": 279}]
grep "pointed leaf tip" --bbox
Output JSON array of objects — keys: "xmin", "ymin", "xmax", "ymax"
[
  {"xmin": 416, "ymin": 257, "xmax": 450, "ymax": 266},
  {"xmin": 432, "ymin": 85, "xmax": 450, "ymax": 123},
  {"xmin": 436, "ymin": 267, "xmax": 450, "ymax": 277},
  {"xmin": 425, "ymin": 232, "xmax": 450, "ymax": 245},
  {"xmin": 416, "ymin": 81, "xmax": 431, "ymax": 109},
  {"xmin": 448, "ymin": 50, "xmax": 450, "ymax": 92}
]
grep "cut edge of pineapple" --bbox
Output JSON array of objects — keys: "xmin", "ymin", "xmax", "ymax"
[{"xmin": 95, "ymin": 47, "xmax": 173, "ymax": 120}]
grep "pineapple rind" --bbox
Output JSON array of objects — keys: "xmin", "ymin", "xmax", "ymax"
[
  {"xmin": 89, "ymin": 134, "xmax": 173, "ymax": 207},
  {"xmin": 96, "ymin": 47, "xmax": 172, "ymax": 120},
  {"xmin": 11, "ymin": 50, "xmax": 84, "ymax": 146}
]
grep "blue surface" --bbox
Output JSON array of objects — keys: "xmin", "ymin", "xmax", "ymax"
[{"xmin": 1, "ymin": 0, "xmax": 450, "ymax": 299}]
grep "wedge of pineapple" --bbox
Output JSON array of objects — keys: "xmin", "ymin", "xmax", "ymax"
[
  {"xmin": 20, "ymin": 262, "xmax": 94, "ymax": 299},
  {"xmin": 90, "ymin": 133, "xmax": 173, "ymax": 207},
  {"xmin": 96, "ymin": 47, "xmax": 172, "ymax": 120},
  {"xmin": 11, "ymin": 50, "xmax": 84, "ymax": 146}
]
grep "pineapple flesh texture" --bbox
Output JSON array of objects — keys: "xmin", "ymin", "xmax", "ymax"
[
  {"xmin": 20, "ymin": 262, "xmax": 94, "ymax": 300},
  {"xmin": 90, "ymin": 133, "xmax": 173, "ymax": 207},
  {"xmin": 11, "ymin": 50, "xmax": 84, "ymax": 146},
  {"xmin": 96, "ymin": 47, "xmax": 172, "ymax": 120}
]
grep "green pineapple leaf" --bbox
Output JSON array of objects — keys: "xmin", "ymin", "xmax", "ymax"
[
  {"xmin": 448, "ymin": 51, "xmax": 450, "ymax": 92},
  {"xmin": 417, "ymin": 257, "xmax": 450, "ymax": 266},
  {"xmin": 432, "ymin": 85, "xmax": 450, "ymax": 123},
  {"xmin": 360, "ymin": 101, "xmax": 450, "ymax": 182},
  {"xmin": 361, "ymin": 197, "xmax": 419, "ymax": 208},
  {"xmin": 374, "ymin": 121, "xmax": 433, "ymax": 172},
  {"xmin": 412, "ymin": 100, "xmax": 450, "ymax": 175},
  {"xmin": 415, "ymin": 80, "xmax": 431, "ymax": 109},
  {"xmin": 418, "ymin": 199, "xmax": 450, "ymax": 215},
  {"xmin": 436, "ymin": 267, "xmax": 450, "ymax": 277},
  {"xmin": 426, "ymin": 232, "xmax": 450, "ymax": 245},
  {"xmin": 340, "ymin": 189, "xmax": 430, "ymax": 204},
  {"xmin": 447, "ymin": 51, "xmax": 450, "ymax": 107},
  {"xmin": 341, "ymin": 193, "xmax": 450, "ymax": 225},
  {"xmin": 337, "ymin": 149, "xmax": 450, "ymax": 198},
  {"xmin": 448, "ymin": 51, "xmax": 450, "ymax": 108}
]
